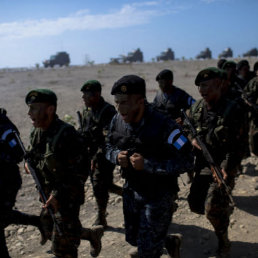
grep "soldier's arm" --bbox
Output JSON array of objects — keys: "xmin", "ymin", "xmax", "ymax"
[
  {"xmin": 105, "ymin": 115, "xmax": 122, "ymax": 165},
  {"xmin": 220, "ymin": 103, "xmax": 246, "ymax": 172},
  {"xmin": 137, "ymin": 120, "xmax": 194, "ymax": 176}
]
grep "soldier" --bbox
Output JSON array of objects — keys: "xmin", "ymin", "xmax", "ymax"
[
  {"xmin": 222, "ymin": 61, "xmax": 251, "ymax": 161},
  {"xmin": 106, "ymin": 75, "xmax": 194, "ymax": 258},
  {"xmin": 186, "ymin": 68, "xmax": 245, "ymax": 257},
  {"xmin": 236, "ymin": 60, "xmax": 254, "ymax": 89},
  {"xmin": 153, "ymin": 69, "xmax": 196, "ymax": 125},
  {"xmin": 0, "ymin": 108, "xmax": 45, "ymax": 258},
  {"xmin": 79, "ymin": 80, "xmax": 122, "ymax": 228},
  {"xmin": 24, "ymin": 89, "xmax": 103, "ymax": 258},
  {"xmin": 217, "ymin": 59, "xmax": 227, "ymax": 69},
  {"xmin": 244, "ymin": 61, "xmax": 258, "ymax": 156}
]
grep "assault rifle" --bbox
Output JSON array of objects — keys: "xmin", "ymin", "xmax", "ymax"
[
  {"xmin": 13, "ymin": 131, "xmax": 63, "ymax": 236},
  {"xmin": 181, "ymin": 110, "xmax": 235, "ymax": 206}
]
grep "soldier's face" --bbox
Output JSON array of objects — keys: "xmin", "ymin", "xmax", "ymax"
[
  {"xmin": 82, "ymin": 91, "xmax": 99, "ymax": 107},
  {"xmin": 238, "ymin": 65, "xmax": 249, "ymax": 79},
  {"xmin": 28, "ymin": 103, "xmax": 53, "ymax": 129},
  {"xmin": 158, "ymin": 79, "xmax": 172, "ymax": 92},
  {"xmin": 114, "ymin": 94, "xmax": 144, "ymax": 123},
  {"xmin": 198, "ymin": 78, "xmax": 222, "ymax": 103}
]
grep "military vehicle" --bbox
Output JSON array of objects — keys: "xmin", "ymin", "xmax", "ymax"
[
  {"xmin": 43, "ymin": 52, "xmax": 70, "ymax": 68},
  {"xmin": 219, "ymin": 48, "xmax": 233, "ymax": 58},
  {"xmin": 243, "ymin": 48, "xmax": 258, "ymax": 57},
  {"xmin": 196, "ymin": 48, "xmax": 212, "ymax": 59},
  {"xmin": 156, "ymin": 48, "xmax": 175, "ymax": 61},
  {"xmin": 109, "ymin": 48, "xmax": 143, "ymax": 64},
  {"xmin": 122, "ymin": 48, "xmax": 143, "ymax": 63}
]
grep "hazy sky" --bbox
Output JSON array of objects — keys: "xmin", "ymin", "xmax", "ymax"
[{"xmin": 0, "ymin": 0, "xmax": 257, "ymax": 68}]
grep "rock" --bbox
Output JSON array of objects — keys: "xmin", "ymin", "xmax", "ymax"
[
  {"xmin": 115, "ymin": 197, "xmax": 122, "ymax": 204},
  {"xmin": 25, "ymin": 225, "xmax": 35, "ymax": 232},
  {"xmin": 230, "ymin": 219, "xmax": 237, "ymax": 227},
  {"xmin": 17, "ymin": 227, "xmax": 25, "ymax": 234},
  {"xmin": 240, "ymin": 225, "xmax": 245, "ymax": 229}
]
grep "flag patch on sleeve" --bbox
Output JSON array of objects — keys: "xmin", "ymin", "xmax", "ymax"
[{"xmin": 173, "ymin": 135, "xmax": 187, "ymax": 150}]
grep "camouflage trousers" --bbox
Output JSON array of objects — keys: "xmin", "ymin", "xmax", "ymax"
[
  {"xmin": 123, "ymin": 186, "xmax": 175, "ymax": 258},
  {"xmin": 40, "ymin": 203, "xmax": 82, "ymax": 258},
  {"xmin": 188, "ymin": 172, "xmax": 235, "ymax": 234},
  {"xmin": 90, "ymin": 153, "xmax": 116, "ymax": 207}
]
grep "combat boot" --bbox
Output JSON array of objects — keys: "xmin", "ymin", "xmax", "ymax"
[
  {"xmin": 93, "ymin": 207, "xmax": 108, "ymax": 229},
  {"xmin": 81, "ymin": 225, "xmax": 104, "ymax": 257},
  {"xmin": 216, "ymin": 231, "xmax": 231, "ymax": 258},
  {"xmin": 165, "ymin": 233, "xmax": 182, "ymax": 258},
  {"xmin": 10, "ymin": 210, "xmax": 48, "ymax": 245}
]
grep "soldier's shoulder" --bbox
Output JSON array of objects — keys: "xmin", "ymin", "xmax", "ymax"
[
  {"xmin": 246, "ymin": 76, "xmax": 258, "ymax": 91},
  {"xmin": 190, "ymin": 99, "xmax": 204, "ymax": 112},
  {"xmin": 103, "ymin": 101, "xmax": 116, "ymax": 113}
]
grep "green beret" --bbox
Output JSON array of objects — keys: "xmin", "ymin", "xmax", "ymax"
[
  {"xmin": 222, "ymin": 61, "xmax": 236, "ymax": 70},
  {"xmin": 195, "ymin": 67, "xmax": 227, "ymax": 86},
  {"xmin": 156, "ymin": 69, "xmax": 173, "ymax": 81},
  {"xmin": 25, "ymin": 89, "xmax": 57, "ymax": 106},
  {"xmin": 111, "ymin": 75, "xmax": 146, "ymax": 96},
  {"xmin": 81, "ymin": 80, "xmax": 101, "ymax": 92}
]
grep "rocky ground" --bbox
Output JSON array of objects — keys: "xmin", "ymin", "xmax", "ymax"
[{"xmin": 1, "ymin": 59, "xmax": 258, "ymax": 257}]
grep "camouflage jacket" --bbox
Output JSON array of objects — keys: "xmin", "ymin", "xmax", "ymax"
[
  {"xmin": 188, "ymin": 98, "xmax": 244, "ymax": 173},
  {"xmin": 244, "ymin": 76, "xmax": 258, "ymax": 108},
  {"xmin": 80, "ymin": 97, "xmax": 116, "ymax": 157},
  {"xmin": 28, "ymin": 116, "xmax": 89, "ymax": 204},
  {"xmin": 152, "ymin": 85, "xmax": 195, "ymax": 119}
]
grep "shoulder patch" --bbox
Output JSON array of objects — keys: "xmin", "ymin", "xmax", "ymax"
[{"xmin": 167, "ymin": 128, "xmax": 188, "ymax": 150}]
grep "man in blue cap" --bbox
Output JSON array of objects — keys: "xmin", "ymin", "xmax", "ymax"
[{"xmin": 106, "ymin": 75, "xmax": 194, "ymax": 258}]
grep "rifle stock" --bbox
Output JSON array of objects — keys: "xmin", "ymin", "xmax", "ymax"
[
  {"xmin": 181, "ymin": 109, "xmax": 235, "ymax": 206},
  {"xmin": 13, "ymin": 131, "xmax": 63, "ymax": 236}
]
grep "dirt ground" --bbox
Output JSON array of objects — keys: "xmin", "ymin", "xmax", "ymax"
[{"xmin": 1, "ymin": 59, "xmax": 258, "ymax": 258}]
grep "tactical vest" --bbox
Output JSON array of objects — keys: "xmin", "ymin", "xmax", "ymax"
[
  {"xmin": 109, "ymin": 106, "xmax": 179, "ymax": 196},
  {"xmin": 190, "ymin": 98, "xmax": 237, "ymax": 149},
  {"xmin": 29, "ymin": 119, "xmax": 74, "ymax": 185}
]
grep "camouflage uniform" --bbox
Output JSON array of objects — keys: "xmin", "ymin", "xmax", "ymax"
[
  {"xmin": 187, "ymin": 97, "xmax": 244, "ymax": 255},
  {"xmin": 0, "ymin": 108, "xmax": 42, "ymax": 258},
  {"xmin": 106, "ymin": 75, "xmax": 194, "ymax": 258},
  {"xmin": 80, "ymin": 96, "xmax": 121, "ymax": 226},
  {"xmin": 244, "ymin": 76, "xmax": 258, "ymax": 155},
  {"xmin": 222, "ymin": 61, "xmax": 250, "ymax": 160},
  {"xmin": 28, "ymin": 115, "xmax": 89, "ymax": 258}
]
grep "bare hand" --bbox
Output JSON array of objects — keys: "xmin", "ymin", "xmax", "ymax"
[
  {"xmin": 117, "ymin": 151, "xmax": 129, "ymax": 168},
  {"xmin": 91, "ymin": 160, "xmax": 96, "ymax": 172},
  {"xmin": 211, "ymin": 167, "xmax": 228, "ymax": 187},
  {"xmin": 43, "ymin": 195, "xmax": 59, "ymax": 213},
  {"xmin": 191, "ymin": 138, "xmax": 202, "ymax": 150},
  {"xmin": 24, "ymin": 162, "xmax": 31, "ymax": 174},
  {"xmin": 175, "ymin": 117, "xmax": 183, "ymax": 125},
  {"xmin": 130, "ymin": 153, "xmax": 144, "ymax": 170}
]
